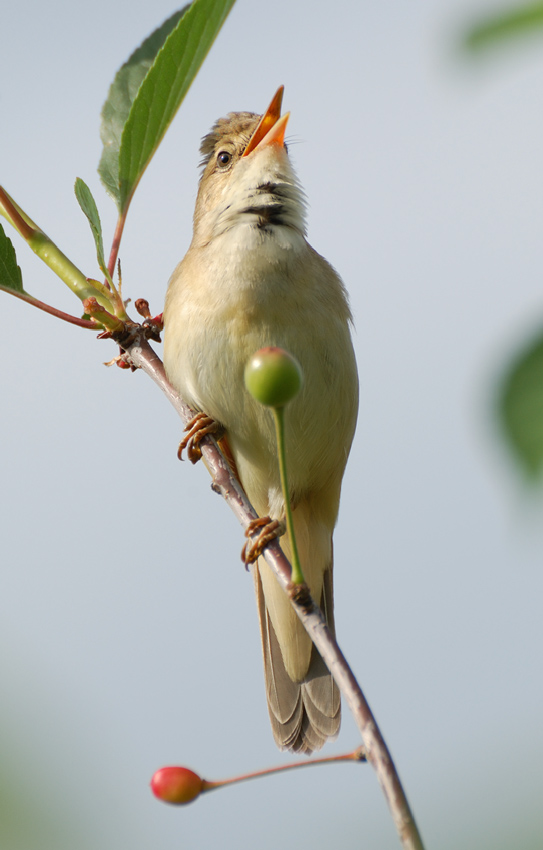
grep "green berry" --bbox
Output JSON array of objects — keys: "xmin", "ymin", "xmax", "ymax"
[{"xmin": 244, "ymin": 347, "xmax": 303, "ymax": 408}]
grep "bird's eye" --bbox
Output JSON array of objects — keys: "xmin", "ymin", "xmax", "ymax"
[{"xmin": 216, "ymin": 150, "xmax": 232, "ymax": 168}]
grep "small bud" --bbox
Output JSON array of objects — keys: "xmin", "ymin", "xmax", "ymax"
[
  {"xmin": 135, "ymin": 298, "xmax": 151, "ymax": 319},
  {"xmin": 115, "ymin": 357, "xmax": 132, "ymax": 370},
  {"xmin": 245, "ymin": 347, "xmax": 303, "ymax": 408},
  {"xmin": 150, "ymin": 766, "xmax": 204, "ymax": 805}
]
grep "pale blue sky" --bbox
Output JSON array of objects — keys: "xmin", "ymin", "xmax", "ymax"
[{"xmin": 1, "ymin": 1, "xmax": 543, "ymax": 848}]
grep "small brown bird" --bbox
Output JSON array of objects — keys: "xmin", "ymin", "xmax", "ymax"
[{"xmin": 163, "ymin": 88, "xmax": 358, "ymax": 754}]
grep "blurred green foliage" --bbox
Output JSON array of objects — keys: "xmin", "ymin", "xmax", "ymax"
[
  {"xmin": 463, "ymin": 3, "xmax": 543, "ymax": 478},
  {"xmin": 499, "ymin": 330, "xmax": 543, "ymax": 477},
  {"xmin": 465, "ymin": 2, "xmax": 543, "ymax": 49}
]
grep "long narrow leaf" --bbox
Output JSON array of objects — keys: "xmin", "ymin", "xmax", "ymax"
[
  {"xmin": 99, "ymin": 7, "xmax": 190, "ymax": 206},
  {"xmin": 0, "ymin": 222, "xmax": 24, "ymax": 293},
  {"xmin": 74, "ymin": 178, "xmax": 107, "ymax": 274},
  {"xmin": 118, "ymin": 0, "xmax": 236, "ymax": 213}
]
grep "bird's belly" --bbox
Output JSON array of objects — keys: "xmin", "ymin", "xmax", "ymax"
[
  {"xmin": 164, "ymin": 237, "xmax": 357, "ymax": 514},
  {"xmin": 174, "ymin": 317, "xmax": 352, "ymax": 512}
]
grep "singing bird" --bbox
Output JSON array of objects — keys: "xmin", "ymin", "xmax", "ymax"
[{"xmin": 163, "ymin": 88, "xmax": 358, "ymax": 754}]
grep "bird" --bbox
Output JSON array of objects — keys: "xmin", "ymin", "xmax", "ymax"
[{"xmin": 163, "ymin": 87, "xmax": 358, "ymax": 754}]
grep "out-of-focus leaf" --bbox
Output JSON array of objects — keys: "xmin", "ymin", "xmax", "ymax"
[
  {"xmin": 499, "ymin": 329, "xmax": 543, "ymax": 477},
  {"xmin": 118, "ymin": 0, "xmax": 236, "ymax": 213},
  {"xmin": 99, "ymin": 7, "xmax": 189, "ymax": 205},
  {"xmin": 74, "ymin": 178, "xmax": 107, "ymax": 274},
  {"xmin": 465, "ymin": 2, "xmax": 543, "ymax": 50},
  {"xmin": 0, "ymin": 222, "xmax": 24, "ymax": 293}
]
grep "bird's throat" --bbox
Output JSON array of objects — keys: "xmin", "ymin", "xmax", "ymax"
[
  {"xmin": 201, "ymin": 146, "xmax": 307, "ymax": 245},
  {"xmin": 215, "ymin": 181, "xmax": 305, "ymax": 241}
]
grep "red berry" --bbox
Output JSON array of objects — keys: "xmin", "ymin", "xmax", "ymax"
[{"xmin": 150, "ymin": 766, "xmax": 203, "ymax": 805}]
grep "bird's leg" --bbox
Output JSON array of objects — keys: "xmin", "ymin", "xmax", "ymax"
[
  {"xmin": 242, "ymin": 516, "xmax": 286, "ymax": 565},
  {"xmin": 177, "ymin": 412, "xmax": 225, "ymax": 464}
]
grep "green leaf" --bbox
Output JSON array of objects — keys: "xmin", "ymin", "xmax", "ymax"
[
  {"xmin": 74, "ymin": 177, "xmax": 107, "ymax": 274},
  {"xmin": 99, "ymin": 6, "xmax": 190, "ymax": 205},
  {"xmin": 0, "ymin": 222, "xmax": 24, "ymax": 293},
  {"xmin": 465, "ymin": 2, "xmax": 543, "ymax": 50},
  {"xmin": 118, "ymin": 0, "xmax": 237, "ymax": 213},
  {"xmin": 499, "ymin": 329, "xmax": 543, "ymax": 477}
]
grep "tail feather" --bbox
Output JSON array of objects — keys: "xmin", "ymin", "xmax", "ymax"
[{"xmin": 255, "ymin": 562, "xmax": 340, "ymax": 754}]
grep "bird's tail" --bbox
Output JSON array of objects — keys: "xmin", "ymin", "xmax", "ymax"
[{"xmin": 254, "ymin": 499, "xmax": 340, "ymax": 754}]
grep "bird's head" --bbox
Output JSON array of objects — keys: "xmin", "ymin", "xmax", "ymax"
[{"xmin": 192, "ymin": 87, "xmax": 306, "ymax": 244}]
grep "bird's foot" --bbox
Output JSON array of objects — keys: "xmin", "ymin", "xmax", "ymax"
[
  {"xmin": 242, "ymin": 516, "xmax": 286, "ymax": 565},
  {"xmin": 177, "ymin": 412, "xmax": 224, "ymax": 464}
]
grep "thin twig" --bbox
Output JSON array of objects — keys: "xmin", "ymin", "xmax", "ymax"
[
  {"xmin": 0, "ymin": 286, "xmax": 98, "ymax": 328},
  {"xmin": 124, "ymin": 333, "xmax": 425, "ymax": 850}
]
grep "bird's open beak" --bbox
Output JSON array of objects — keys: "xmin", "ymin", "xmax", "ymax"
[{"xmin": 242, "ymin": 86, "xmax": 290, "ymax": 157}]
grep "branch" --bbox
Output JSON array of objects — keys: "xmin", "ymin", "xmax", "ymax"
[
  {"xmin": 0, "ymin": 185, "xmax": 119, "ymax": 313},
  {"xmin": 123, "ymin": 332, "xmax": 425, "ymax": 850},
  {"xmin": 0, "ymin": 285, "xmax": 98, "ymax": 328}
]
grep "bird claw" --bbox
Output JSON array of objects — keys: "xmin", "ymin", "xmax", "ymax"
[
  {"xmin": 242, "ymin": 516, "xmax": 286, "ymax": 565},
  {"xmin": 178, "ymin": 412, "xmax": 224, "ymax": 464}
]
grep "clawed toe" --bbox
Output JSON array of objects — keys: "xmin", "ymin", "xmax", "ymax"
[
  {"xmin": 178, "ymin": 412, "xmax": 224, "ymax": 463},
  {"xmin": 242, "ymin": 516, "xmax": 286, "ymax": 565}
]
